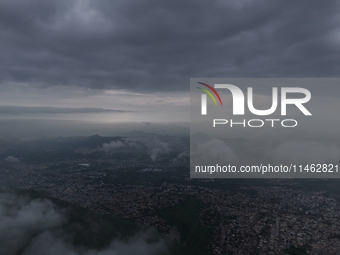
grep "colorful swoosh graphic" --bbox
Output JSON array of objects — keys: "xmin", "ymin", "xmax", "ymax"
[{"xmin": 196, "ymin": 82, "xmax": 223, "ymax": 106}]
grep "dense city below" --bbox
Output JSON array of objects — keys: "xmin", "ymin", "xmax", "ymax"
[{"xmin": 0, "ymin": 134, "xmax": 340, "ymax": 255}]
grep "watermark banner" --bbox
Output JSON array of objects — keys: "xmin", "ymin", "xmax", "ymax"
[{"xmin": 190, "ymin": 78, "xmax": 340, "ymax": 178}]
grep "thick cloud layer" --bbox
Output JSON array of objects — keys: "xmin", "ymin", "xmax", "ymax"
[
  {"xmin": 0, "ymin": 106, "xmax": 129, "ymax": 114},
  {"xmin": 0, "ymin": 191, "xmax": 167, "ymax": 255},
  {"xmin": 0, "ymin": 0, "xmax": 339, "ymax": 92}
]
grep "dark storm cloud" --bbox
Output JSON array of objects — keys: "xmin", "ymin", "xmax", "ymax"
[
  {"xmin": 0, "ymin": 0, "xmax": 339, "ymax": 92},
  {"xmin": 0, "ymin": 106, "xmax": 130, "ymax": 114}
]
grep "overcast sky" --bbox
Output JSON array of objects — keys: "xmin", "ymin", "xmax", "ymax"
[{"xmin": 0, "ymin": 0, "xmax": 340, "ymax": 135}]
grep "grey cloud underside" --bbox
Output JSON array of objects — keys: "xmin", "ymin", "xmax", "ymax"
[
  {"xmin": 0, "ymin": 0, "xmax": 339, "ymax": 92},
  {"xmin": 0, "ymin": 106, "xmax": 130, "ymax": 114}
]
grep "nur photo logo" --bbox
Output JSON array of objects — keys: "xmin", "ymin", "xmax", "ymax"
[
  {"xmin": 196, "ymin": 82, "xmax": 223, "ymax": 115},
  {"xmin": 195, "ymin": 80, "xmax": 312, "ymax": 128}
]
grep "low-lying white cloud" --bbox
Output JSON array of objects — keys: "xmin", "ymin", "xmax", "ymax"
[
  {"xmin": 192, "ymin": 139, "xmax": 238, "ymax": 165},
  {"xmin": 102, "ymin": 141, "xmax": 125, "ymax": 151},
  {"xmin": 4, "ymin": 156, "xmax": 20, "ymax": 163},
  {"xmin": 103, "ymin": 138, "xmax": 171, "ymax": 161},
  {"xmin": 0, "ymin": 191, "xmax": 167, "ymax": 255}
]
